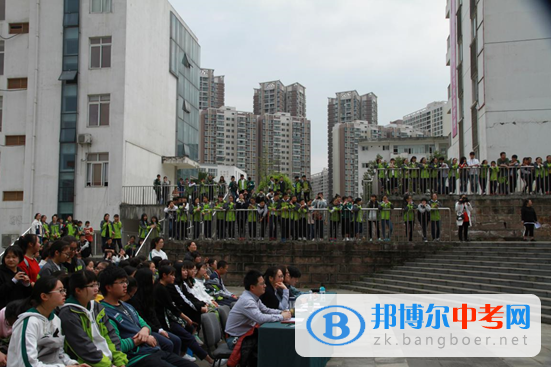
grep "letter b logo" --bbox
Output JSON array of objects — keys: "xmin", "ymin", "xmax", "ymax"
[{"xmin": 323, "ymin": 312, "xmax": 350, "ymax": 340}]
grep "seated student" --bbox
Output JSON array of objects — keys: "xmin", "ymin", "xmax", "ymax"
[
  {"xmin": 194, "ymin": 263, "xmax": 233, "ymax": 307},
  {"xmin": 209, "ymin": 260, "xmax": 237, "ymax": 299},
  {"xmin": 39, "ymin": 240, "xmax": 70, "ymax": 277},
  {"xmin": 61, "ymin": 236, "xmax": 86, "ymax": 273},
  {"xmin": 149, "ymin": 237, "xmax": 168, "ymax": 261},
  {"xmin": 128, "ymin": 268, "xmax": 183, "ymax": 356},
  {"xmin": 225, "ymin": 270, "xmax": 291, "ymax": 349},
  {"xmin": 0, "ymin": 300, "xmax": 24, "ymax": 366},
  {"xmin": 155, "ymin": 266, "xmax": 223, "ymax": 365},
  {"xmin": 0, "ymin": 246, "xmax": 32, "ymax": 310},
  {"xmin": 7, "ymin": 276, "xmax": 80, "ymax": 367},
  {"xmin": 168, "ymin": 262, "xmax": 206, "ymax": 328},
  {"xmin": 98, "ymin": 265, "xmax": 198, "ymax": 367},
  {"xmin": 183, "ymin": 242, "xmax": 197, "ymax": 262},
  {"xmin": 285, "ymin": 266, "xmax": 304, "ymax": 298},
  {"xmin": 16, "ymin": 233, "xmax": 41, "ymax": 285},
  {"xmin": 59, "ymin": 271, "xmax": 128, "ymax": 367},
  {"xmin": 182, "ymin": 262, "xmax": 218, "ymax": 309},
  {"xmin": 259, "ymin": 267, "xmax": 289, "ymax": 310}
]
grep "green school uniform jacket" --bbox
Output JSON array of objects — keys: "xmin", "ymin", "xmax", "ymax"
[
  {"xmin": 380, "ymin": 202, "xmax": 393, "ymax": 220},
  {"xmin": 202, "ymin": 203, "xmax": 213, "ymax": 221},
  {"xmin": 430, "ymin": 200, "xmax": 441, "ymax": 221},
  {"xmin": 224, "ymin": 202, "xmax": 236, "ymax": 221},
  {"xmin": 328, "ymin": 203, "xmax": 341, "ymax": 222},
  {"xmin": 215, "ymin": 201, "xmax": 226, "ymax": 220},
  {"xmin": 403, "ymin": 203, "xmax": 417, "ymax": 222},
  {"xmin": 112, "ymin": 221, "xmax": 122, "ymax": 239}
]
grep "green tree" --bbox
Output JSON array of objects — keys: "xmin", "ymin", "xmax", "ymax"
[{"xmin": 258, "ymin": 173, "xmax": 293, "ymax": 193}]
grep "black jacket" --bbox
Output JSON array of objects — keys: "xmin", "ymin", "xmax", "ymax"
[
  {"xmin": 0, "ymin": 265, "xmax": 32, "ymax": 309},
  {"xmin": 259, "ymin": 281, "xmax": 280, "ymax": 310},
  {"xmin": 521, "ymin": 206, "xmax": 538, "ymax": 223},
  {"xmin": 127, "ymin": 293, "xmax": 163, "ymax": 332}
]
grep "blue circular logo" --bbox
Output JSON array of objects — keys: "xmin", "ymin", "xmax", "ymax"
[{"xmin": 306, "ymin": 305, "xmax": 366, "ymax": 346}]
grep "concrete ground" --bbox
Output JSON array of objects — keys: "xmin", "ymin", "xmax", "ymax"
[{"xmin": 194, "ymin": 287, "xmax": 550, "ymax": 367}]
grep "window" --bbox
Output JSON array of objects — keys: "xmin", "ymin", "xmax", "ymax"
[
  {"xmin": 5, "ymin": 135, "xmax": 26, "ymax": 146},
  {"xmin": 90, "ymin": 0, "xmax": 111, "ymax": 13},
  {"xmin": 86, "ymin": 153, "xmax": 109, "ymax": 187},
  {"xmin": 0, "ymin": 40, "xmax": 4, "ymax": 75},
  {"xmin": 9, "ymin": 23, "xmax": 29, "ymax": 34},
  {"xmin": 0, "ymin": 97, "xmax": 2, "ymax": 132},
  {"xmin": 7, "ymin": 78, "xmax": 28, "ymax": 90},
  {"xmin": 0, "ymin": 0, "xmax": 4, "ymax": 21},
  {"xmin": 3, "ymin": 191, "xmax": 23, "ymax": 201},
  {"xmin": 90, "ymin": 37, "xmax": 111, "ymax": 68},
  {"xmin": 88, "ymin": 94, "xmax": 110, "ymax": 126}
]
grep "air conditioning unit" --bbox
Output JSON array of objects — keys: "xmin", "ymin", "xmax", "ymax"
[{"xmin": 77, "ymin": 133, "xmax": 92, "ymax": 145}]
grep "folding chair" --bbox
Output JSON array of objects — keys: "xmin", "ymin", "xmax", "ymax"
[{"xmin": 201, "ymin": 312, "xmax": 233, "ymax": 367}]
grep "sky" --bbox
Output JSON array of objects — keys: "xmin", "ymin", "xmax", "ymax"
[{"xmin": 170, "ymin": 0, "xmax": 451, "ymax": 174}]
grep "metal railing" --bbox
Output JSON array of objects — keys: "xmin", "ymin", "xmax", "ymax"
[
  {"xmin": 367, "ymin": 166, "xmax": 551, "ymax": 197},
  {"xmin": 122, "ymin": 184, "xmax": 229, "ymax": 205},
  {"xmin": 153, "ymin": 207, "xmax": 452, "ymax": 243},
  {"xmin": 135, "ymin": 219, "xmax": 166, "ymax": 257},
  {"xmin": 0, "ymin": 226, "xmax": 32, "ymax": 257}
]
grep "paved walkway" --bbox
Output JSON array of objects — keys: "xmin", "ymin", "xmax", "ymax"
[{"xmin": 195, "ymin": 287, "xmax": 550, "ymax": 367}]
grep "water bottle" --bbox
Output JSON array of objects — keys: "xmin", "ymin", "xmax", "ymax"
[
  {"xmin": 319, "ymin": 285, "xmax": 326, "ymax": 302},
  {"xmin": 308, "ymin": 290, "xmax": 313, "ymax": 307}
]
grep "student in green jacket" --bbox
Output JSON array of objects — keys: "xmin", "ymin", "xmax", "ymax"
[
  {"xmin": 176, "ymin": 198, "xmax": 188, "ymax": 240},
  {"xmin": 278, "ymin": 193, "xmax": 291, "ymax": 242},
  {"xmin": 59, "ymin": 270, "xmax": 128, "ymax": 367},
  {"xmin": 535, "ymin": 156, "xmax": 546, "ymax": 194},
  {"xmin": 224, "ymin": 195, "xmax": 236, "ymax": 239},
  {"xmin": 419, "ymin": 157, "xmax": 430, "ymax": 194},
  {"xmin": 247, "ymin": 197, "xmax": 257, "ymax": 239},
  {"xmin": 410, "ymin": 156, "xmax": 420, "ymax": 194},
  {"xmin": 149, "ymin": 216, "xmax": 162, "ymax": 239},
  {"xmin": 190, "ymin": 197, "xmax": 202, "ymax": 240},
  {"xmin": 489, "ymin": 161, "xmax": 499, "ymax": 195},
  {"xmin": 403, "ymin": 195, "xmax": 417, "ymax": 242},
  {"xmin": 293, "ymin": 176, "xmax": 302, "ymax": 201},
  {"xmin": 297, "ymin": 199, "xmax": 308, "ymax": 241},
  {"xmin": 49, "ymin": 215, "xmax": 61, "ymax": 241},
  {"xmin": 100, "ymin": 213, "xmax": 114, "ymax": 249},
  {"xmin": 479, "ymin": 160, "xmax": 489, "ymax": 195},
  {"xmin": 289, "ymin": 196, "xmax": 301, "ymax": 241},
  {"xmin": 430, "ymin": 193, "xmax": 442, "ymax": 241},
  {"xmin": 268, "ymin": 193, "xmax": 280, "ymax": 240},
  {"xmin": 301, "ymin": 175, "xmax": 311, "ymax": 202},
  {"xmin": 328, "ymin": 197, "xmax": 341, "ymax": 241},
  {"xmin": 341, "ymin": 197, "xmax": 353, "ymax": 241},
  {"xmin": 380, "ymin": 195, "xmax": 394, "ymax": 241},
  {"xmin": 66, "ymin": 215, "xmax": 77, "ymax": 237},
  {"xmin": 138, "ymin": 213, "xmax": 150, "ymax": 241},
  {"xmin": 201, "ymin": 195, "xmax": 213, "ymax": 239},
  {"xmin": 449, "ymin": 158, "xmax": 459, "ymax": 195},
  {"xmin": 214, "ymin": 195, "xmax": 226, "ymax": 240},
  {"xmin": 112, "ymin": 214, "xmax": 123, "ymax": 251},
  {"xmin": 352, "ymin": 198, "xmax": 363, "ymax": 241}
]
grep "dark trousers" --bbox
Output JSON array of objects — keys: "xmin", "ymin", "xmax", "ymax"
[
  {"xmin": 259, "ymin": 219, "xmax": 267, "ymax": 238},
  {"xmin": 153, "ymin": 331, "xmax": 181, "ymax": 354},
  {"xmin": 490, "ymin": 180, "xmax": 498, "ymax": 195},
  {"xmin": 281, "ymin": 218, "xmax": 289, "ymax": 240},
  {"xmin": 169, "ymin": 321, "xmax": 207, "ymax": 360},
  {"xmin": 204, "ymin": 221, "xmax": 212, "ymax": 239},
  {"xmin": 405, "ymin": 220, "xmax": 414, "ymax": 241},
  {"xmin": 193, "ymin": 221, "xmax": 201, "ymax": 239},
  {"xmin": 524, "ymin": 223, "xmax": 535, "ymax": 238},
  {"xmin": 176, "ymin": 220, "xmax": 187, "ymax": 240},
  {"xmin": 299, "ymin": 218, "xmax": 307, "ymax": 238},
  {"xmin": 315, "ymin": 219, "xmax": 324, "ymax": 240},
  {"xmin": 420, "ymin": 219, "xmax": 429, "ymax": 240},
  {"xmin": 132, "ymin": 349, "xmax": 197, "ymax": 367},
  {"xmin": 226, "ymin": 221, "xmax": 235, "ymax": 238},
  {"xmin": 479, "ymin": 177, "xmax": 487, "ymax": 194},
  {"xmin": 330, "ymin": 221, "xmax": 339, "ymax": 239},
  {"xmin": 269, "ymin": 216, "xmax": 278, "ymax": 238},
  {"xmin": 458, "ymin": 222, "xmax": 470, "ymax": 241},
  {"xmin": 342, "ymin": 218, "xmax": 351, "ymax": 237},
  {"xmin": 248, "ymin": 221, "xmax": 257, "ymax": 239},
  {"xmin": 449, "ymin": 177, "xmax": 457, "ymax": 194},
  {"xmin": 368, "ymin": 221, "xmax": 380, "ymax": 240},
  {"xmin": 216, "ymin": 219, "xmax": 225, "ymax": 239},
  {"xmin": 431, "ymin": 220, "xmax": 441, "ymax": 240},
  {"xmin": 237, "ymin": 216, "xmax": 246, "ymax": 238}
]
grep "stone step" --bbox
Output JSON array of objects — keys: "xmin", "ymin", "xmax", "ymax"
[
  {"xmin": 447, "ymin": 246, "xmax": 551, "ymax": 254},
  {"xmin": 395, "ymin": 266, "xmax": 551, "ymax": 283},
  {"xmin": 340, "ymin": 283, "xmax": 551, "ymax": 323},
  {"xmin": 373, "ymin": 271, "xmax": 551, "ymax": 292},
  {"xmin": 362, "ymin": 277, "xmax": 551, "ymax": 300},
  {"xmin": 441, "ymin": 250, "xmax": 551, "ymax": 258},
  {"xmin": 426, "ymin": 257, "xmax": 551, "ymax": 267},
  {"xmin": 404, "ymin": 261, "xmax": 551, "ymax": 276},
  {"xmin": 457, "ymin": 242, "xmax": 551, "ymax": 248}
]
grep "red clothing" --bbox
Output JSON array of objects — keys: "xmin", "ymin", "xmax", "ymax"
[
  {"xmin": 18, "ymin": 255, "xmax": 40, "ymax": 283},
  {"xmin": 84, "ymin": 226, "xmax": 94, "ymax": 243}
]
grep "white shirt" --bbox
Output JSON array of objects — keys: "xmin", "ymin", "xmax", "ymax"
[
  {"xmin": 149, "ymin": 249, "xmax": 168, "ymax": 261},
  {"xmin": 467, "ymin": 158, "xmax": 480, "ymax": 174}
]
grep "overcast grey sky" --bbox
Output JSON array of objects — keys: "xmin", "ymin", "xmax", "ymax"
[{"xmin": 170, "ymin": 0, "xmax": 450, "ymax": 174}]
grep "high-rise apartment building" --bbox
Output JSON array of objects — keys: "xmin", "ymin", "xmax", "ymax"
[
  {"xmin": 331, "ymin": 120, "xmax": 374, "ymax": 197},
  {"xmin": 0, "ymin": 0, "xmax": 200, "ymax": 243},
  {"xmin": 403, "ymin": 101, "xmax": 450, "ymax": 137},
  {"xmin": 200, "ymin": 107, "xmax": 258, "ymax": 179},
  {"xmin": 200, "ymin": 68, "xmax": 225, "ymax": 110},
  {"xmin": 253, "ymin": 80, "xmax": 306, "ymax": 117},
  {"xmin": 259, "ymin": 112, "xmax": 311, "ymax": 179},
  {"xmin": 446, "ymin": 0, "xmax": 551, "ymax": 159},
  {"xmin": 311, "ymin": 168, "xmax": 329, "ymax": 198},
  {"xmin": 327, "ymin": 91, "xmax": 377, "ymax": 196}
]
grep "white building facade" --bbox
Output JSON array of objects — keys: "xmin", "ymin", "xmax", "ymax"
[
  {"xmin": 446, "ymin": 0, "xmax": 551, "ymax": 160},
  {"xmin": 199, "ymin": 164, "xmax": 247, "ymax": 182},
  {"xmin": 0, "ymin": 0, "xmax": 200, "ymax": 244},
  {"xmin": 311, "ymin": 168, "xmax": 329, "ymax": 198},
  {"xmin": 403, "ymin": 101, "xmax": 450, "ymax": 137}
]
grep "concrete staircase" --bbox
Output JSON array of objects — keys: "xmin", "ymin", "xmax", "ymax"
[{"xmin": 342, "ymin": 241, "xmax": 551, "ymax": 323}]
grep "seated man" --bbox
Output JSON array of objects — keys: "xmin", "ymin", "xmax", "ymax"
[
  {"xmin": 225, "ymin": 270, "xmax": 291, "ymax": 349},
  {"xmin": 98, "ymin": 265, "xmax": 198, "ymax": 367},
  {"xmin": 209, "ymin": 260, "xmax": 237, "ymax": 299}
]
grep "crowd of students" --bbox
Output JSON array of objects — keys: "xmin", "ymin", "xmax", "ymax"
[
  {"xmin": 0, "ymin": 231, "xmax": 308, "ymax": 367},
  {"xmin": 374, "ymin": 153, "xmax": 551, "ymax": 196}
]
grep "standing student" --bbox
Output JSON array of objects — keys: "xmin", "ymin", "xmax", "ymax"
[
  {"xmin": 278, "ymin": 193, "xmax": 291, "ymax": 242},
  {"xmin": 489, "ymin": 161, "xmax": 499, "ymax": 195},
  {"xmin": 112, "ymin": 214, "xmax": 123, "ymax": 251},
  {"xmin": 366, "ymin": 195, "xmax": 381, "ymax": 241},
  {"xmin": 544, "ymin": 155, "xmax": 551, "ymax": 194},
  {"xmin": 328, "ymin": 197, "xmax": 341, "ymax": 241},
  {"xmin": 497, "ymin": 152, "xmax": 510, "ymax": 195},
  {"xmin": 66, "ymin": 216, "xmax": 77, "ymax": 238},
  {"xmin": 509, "ymin": 155, "xmax": 520, "ymax": 193},
  {"xmin": 214, "ymin": 195, "xmax": 226, "ymax": 240},
  {"xmin": 201, "ymin": 196, "xmax": 213, "ymax": 239},
  {"xmin": 139, "ymin": 213, "xmax": 151, "ymax": 241},
  {"xmin": 448, "ymin": 158, "xmax": 459, "ymax": 195},
  {"xmin": 301, "ymin": 175, "xmax": 311, "ymax": 202},
  {"xmin": 438, "ymin": 157, "xmax": 449, "ymax": 194},
  {"xmin": 237, "ymin": 174, "xmax": 247, "ymax": 196},
  {"xmin": 521, "ymin": 199, "xmax": 538, "ymax": 241},
  {"xmin": 247, "ymin": 197, "xmax": 258, "ymax": 239},
  {"xmin": 430, "ymin": 193, "xmax": 442, "ymax": 241},
  {"xmin": 289, "ymin": 196, "xmax": 300, "ymax": 241},
  {"xmin": 100, "ymin": 214, "xmax": 114, "ymax": 249},
  {"xmin": 235, "ymin": 194, "xmax": 248, "ymax": 240},
  {"xmin": 164, "ymin": 201, "xmax": 178, "ymax": 240},
  {"xmin": 419, "ymin": 157, "xmax": 430, "ymax": 194},
  {"xmin": 297, "ymin": 199, "xmax": 308, "ymax": 241},
  {"xmin": 403, "ymin": 195, "xmax": 417, "ymax": 242},
  {"xmin": 534, "ymin": 157, "xmax": 546, "ymax": 194},
  {"xmin": 190, "ymin": 197, "xmax": 202, "ymax": 240},
  {"xmin": 458, "ymin": 157, "xmax": 469, "ymax": 195},
  {"xmin": 224, "ymin": 195, "xmax": 237, "ymax": 240},
  {"xmin": 341, "ymin": 197, "xmax": 353, "ymax": 241},
  {"xmin": 352, "ymin": 198, "xmax": 363, "ymax": 241},
  {"xmin": 410, "ymin": 157, "xmax": 419, "ymax": 194},
  {"xmin": 467, "ymin": 151, "xmax": 480, "ymax": 194},
  {"xmin": 380, "ymin": 195, "xmax": 394, "ymax": 241},
  {"xmin": 257, "ymin": 199, "xmax": 268, "ymax": 240},
  {"xmin": 429, "ymin": 157, "xmax": 439, "ymax": 194},
  {"xmin": 7, "ymin": 276, "xmax": 80, "ymax": 367},
  {"xmin": 479, "ymin": 160, "xmax": 489, "ymax": 195},
  {"xmin": 177, "ymin": 199, "xmax": 189, "ymax": 240},
  {"xmin": 312, "ymin": 193, "xmax": 327, "ymax": 240},
  {"xmin": 293, "ymin": 176, "xmax": 302, "ymax": 201},
  {"xmin": 59, "ymin": 271, "xmax": 128, "ymax": 367},
  {"xmin": 455, "ymin": 195, "xmax": 473, "ymax": 242},
  {"xmin": 31, "ymin": 213, "xmax": 43, "ymax": 244},
  {"xmin": 268, "ymin": 193, "xmax": 280, "ymax": 241},
  {"xmin": 417, "ymin": 198, "xmax": 431, "ymax": 242}
]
